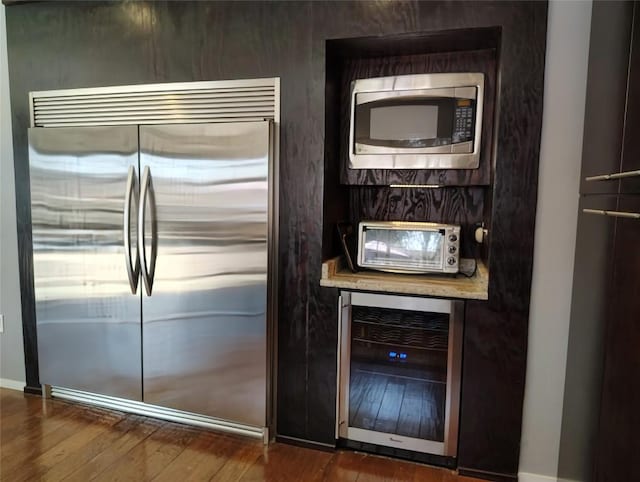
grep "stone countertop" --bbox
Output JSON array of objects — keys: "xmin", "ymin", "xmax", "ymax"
[{"xmin": 320, "ymin": 256, "xmax": 489, "ymax": 300}]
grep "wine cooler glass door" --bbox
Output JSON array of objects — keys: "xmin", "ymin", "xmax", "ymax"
[{"xmin": 338, "ymin": 292, "xmax": 463, "ymax": 457}]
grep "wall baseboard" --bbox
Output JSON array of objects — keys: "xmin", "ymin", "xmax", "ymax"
[
  {"xmin": 518, "ymin": 472, "xmax": 559, "ymax": 482},
  {"xmin": 275, "ymin": 434, "xmax": 335, "ymax": 452},
  {"xmin": 459, "ymin": 467, "xmax": 516, "ymax": 481},
  {"xmin": 0, "ymin": 378, "xmax": 25, "ymax": 391}
]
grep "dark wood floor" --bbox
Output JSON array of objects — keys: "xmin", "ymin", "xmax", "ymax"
[{"xmin": 0, "ymin": 388, "xmax": 483, "ymax": 481}]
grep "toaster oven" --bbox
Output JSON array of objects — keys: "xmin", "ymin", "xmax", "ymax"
[{"xmin": 357, "ymin": 221, "xmax": 461, "ymax": 274}]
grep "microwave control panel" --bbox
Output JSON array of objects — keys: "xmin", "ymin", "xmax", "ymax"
[{"xmin": 452, "ymin": 99, "xmax": 476, "ymax": 144}]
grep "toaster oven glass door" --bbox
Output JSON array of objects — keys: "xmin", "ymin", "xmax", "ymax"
[{"xmin": 361, "ymin": 227, "xmax": 445, "ymax": 272}]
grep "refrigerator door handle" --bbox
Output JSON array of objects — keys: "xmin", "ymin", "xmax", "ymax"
[
  {"xmin": 138, "ymin": 165, "xmax": 156, "ymax": 296},
  {"xmin": 124, "ymin": 166, "xmax": 140, "ymax": 294}
]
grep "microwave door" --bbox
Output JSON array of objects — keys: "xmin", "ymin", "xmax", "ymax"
[{"xmin": 354, "ymin": 97, "xmax": 456, "ymax": 152}]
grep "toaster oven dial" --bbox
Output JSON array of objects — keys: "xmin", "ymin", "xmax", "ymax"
[
  {"xmin": 447, "ymin": 257, "xmax": 457, "ymax": 266},
  {"xmin": 448, "ymin": 245, "xmax": 457, "ymax": 254},
  {"xmin": 448, "ymin": 234, "xmax": 458, "ymax": 243}
]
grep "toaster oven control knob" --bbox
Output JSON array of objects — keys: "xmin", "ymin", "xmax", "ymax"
[
  {"xmin": 447, "ymin": 257, "xmax": 457, "ymax": 266},
  {"xmin": 448, "ymin": 245, "xmax": 457, "ymax": 254},
  {"xmin": 448, "ymin": 234, "xmax": 458, "ymax": 243}
]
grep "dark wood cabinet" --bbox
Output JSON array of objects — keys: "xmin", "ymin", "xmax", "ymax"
[
  {"xmin": 5, "ymin": 2, "xmax": 548, "ymax": 480},
  {"xmin": 619, "ymin": 3, "xmax": 640, "ymax": 194},
  {"xmin": 594, "ymin": 4, "xmax": 640, "ymax": 480},
  {"xmin": 594, "ymin": 198, "xmax": 640, "ymax": 482}
]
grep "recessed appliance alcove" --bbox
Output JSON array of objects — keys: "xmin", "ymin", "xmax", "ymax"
[
  {"xmin": 321, "ymin": 28, "xmax": 500, "ymax": 274},
  {"xmin": 321, "ymin": 28, "xmax": 500, "ymax": 468}
]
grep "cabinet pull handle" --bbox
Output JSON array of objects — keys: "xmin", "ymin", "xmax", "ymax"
[
  {"xmin": 585, "ymin": 169, "xmax": 640, "ymax": 182},
  {"xmin": 583, "ymin": 209, "xmax": 640, "ymax": 219}
]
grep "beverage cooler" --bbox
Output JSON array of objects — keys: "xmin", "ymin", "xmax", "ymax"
[{"xmin": 337, "ymin": 291, "xmax": 463, "ymax": 461}]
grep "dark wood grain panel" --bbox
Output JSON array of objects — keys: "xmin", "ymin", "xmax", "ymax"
[
  {"xmin": 322, "ymin": 45, "xmax": 352, "ymax": 261},
  {"xmin": 328, "ymin": 27, "xmax": 501, "ymax": 61},
  {"xmin": 578, "ymin": 1, "xmax": 633, "ymax": 196},
  {"xmin": 591, "ymin": 11, "xmax": 640, "ymax": 479},
  {"xmin": 336, "ymin": 48, "xmax": 497, "ymax": 186},
  {"xmin": 457, "ymin": 302, "xmax": 527, "ymax": 478},
  {"xmin": 484, "ymin": 2, "xmax": 547, "ymax": 313},
  {"xmin": 456, "ymin": 4, "xmax": 548, "ymax": 476},
  {"xmin": 593, "ymin": 194, "xmax": 640, "ymax": 482},
  {"xmin": 16, "ymin": 225, "xmax": 39, "ymax": 393},
  {"xmin": 620, "ymin": 2, "xmax": 640, "ymax": 194},
  {"xmin": 305, "ymin": 287, "xmax": 340, "ymax": 444},
  {"xmin": 5, "ymin": 2, "xmax": 548, "ymax": 479}
]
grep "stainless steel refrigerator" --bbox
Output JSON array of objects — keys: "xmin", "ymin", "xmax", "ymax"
[{"xmin": 29, "ymin": 121, "xmax": 272, "ymax": 430}]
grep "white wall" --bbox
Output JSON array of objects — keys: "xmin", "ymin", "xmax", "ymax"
[
  {"xmin": 519, "ymin": 1, "xmax": 592, "ymax": 481},
  {"xmin": 0, "ymin": 3, "xmax": 26, "ymax": 389}
]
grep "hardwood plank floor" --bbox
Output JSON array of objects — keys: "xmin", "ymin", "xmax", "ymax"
[{"xmin": 0, "ymin": 388, "xmax": 483, "ymax": 481}]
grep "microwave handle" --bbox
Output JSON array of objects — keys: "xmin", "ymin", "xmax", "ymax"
[{"xmin": 355, "ymin": 87, "xmax": 471, "ymax": 105}]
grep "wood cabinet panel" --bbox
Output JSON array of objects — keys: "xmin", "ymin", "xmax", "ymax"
[
  {"xmin": 593, "ymin": 7, "xmax": 640, "ymax": 479},
  {"xmin": 594, "ymin": 195, "xmax": 640, "ymax": 482},
  {"xmin": 458, "ymin": 301, "xmax": 528, "ymax": 480},
  {"xmin": 620, "ymin": 3, "xmax": 640, "ymax": 194},
  {"xmin": 578, "ymin": 1, "xmax": 633, "ymax": 196},
  {"xmin": 5, "ymin": 1, "xmax": 548, "ymax": 477}
]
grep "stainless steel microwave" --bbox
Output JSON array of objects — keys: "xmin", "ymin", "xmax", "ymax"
[
  {"xmin": 349, "ymin": 72, "xmax": 484, "ymax": 170},
  {"xmin": 357, "ymin": 221, "xmax": 461, "ymax": 274}
]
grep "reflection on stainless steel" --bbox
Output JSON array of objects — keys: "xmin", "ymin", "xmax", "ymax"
[
  {"xmin": 29, "ymin": 126, "xmax": 142, "ymax": 400},
  {"xmin": 140, "ymin": 122, "xmax": 270, "ymax": 427},
  {"xmin": 30, "ymin": 120, "xmax": 272, "ymax": 429},
  {"xmin": 124, "ymin": 166, "xmax": 140, "ymax": 294},
  {"xmin": 138, "ymin": 165, "xmax": 156, "ymax": 296}
]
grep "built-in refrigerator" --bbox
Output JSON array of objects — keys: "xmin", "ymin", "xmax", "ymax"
[{"xmin": 29, "ymin": 120, "xmax": 272, "ymax": 433}]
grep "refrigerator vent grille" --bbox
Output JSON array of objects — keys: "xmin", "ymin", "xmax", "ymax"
[{"xmin": 30, "ymin": 78, "xmax": 278, "ymax": 127}]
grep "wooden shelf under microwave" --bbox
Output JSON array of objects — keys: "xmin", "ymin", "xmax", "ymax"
[{"xmin": 320, "ymin": 256, "xmax": 489, "ymax": 300}]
